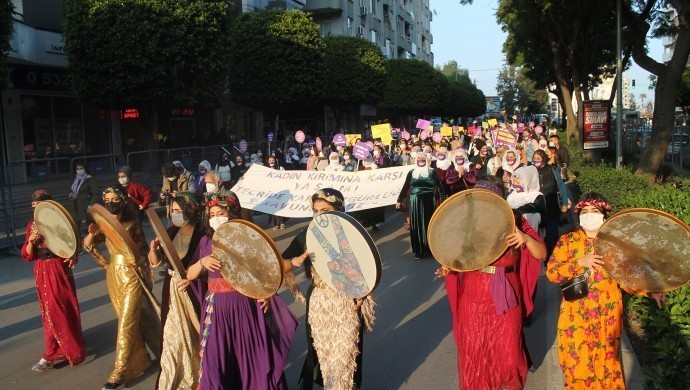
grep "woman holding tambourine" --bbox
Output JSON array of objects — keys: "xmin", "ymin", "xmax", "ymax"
[
  {"xmin": 546, "ymin": 192, "xmax": 665, "ymax": 389},
  {"xmin": 284, "ymin": 188, "xmax": 376, "ymax": 390}
]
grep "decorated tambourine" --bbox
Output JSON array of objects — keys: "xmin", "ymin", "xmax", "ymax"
[
  {"xmin": 594, "ymin": 208, "xmax": 690, "ymax": 293},
  {"xmin": 212, "ymin": 219, "xmax": 283, "ymax": 299},
  {"xmin": 306, "ymin": 211, "xmax": 381, "ymax": 299},
  {"xmin": 33, "ymin": 200, "xmax": 80, "ymax": 258},
  {"xmin": 427, "ymin": 188, "xmax": 515, "ymax": 271}
]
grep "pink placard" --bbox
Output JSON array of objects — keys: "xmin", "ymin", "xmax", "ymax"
[
  {"xmin": 401, "ymin": 130, "xmax": 410, "ymax": 140},
  {"xmin": 420, "ymin": 130, "xmax": 428, "ymax": 141},
  {"xmin": 416, "ymin": 119, "xmax": 431, "ymax": 129},
  {"xmin": 534, "ymin": 125, "xmax": 544, "ymax": 135},
  {"xmin": 432, "ymin": 132, "xmax": 442, "ymax": 143},
  {"xmin": 295, "ymin": 130, "xmax": 305, "ymax": 143},
  {"xmin": 365, "ymin": 141, "xmax": 374, "ymax": 150},
  {"xmin": 315, "ymin": 137, "xmax": 322, "ymax": 150}
]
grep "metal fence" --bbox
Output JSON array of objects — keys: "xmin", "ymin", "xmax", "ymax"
[{"xmin": 621, "ymin": 121, "xmax": 688, "ymax": 173}]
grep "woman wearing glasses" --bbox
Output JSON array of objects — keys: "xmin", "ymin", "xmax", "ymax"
[{"xmin": 284, "ymin": 188, "xmax": 376, "ymax": 390}]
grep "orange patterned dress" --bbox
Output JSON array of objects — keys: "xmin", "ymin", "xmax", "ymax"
[{"xmin": 546, "ymin": 229, "xmax": 626, "ymax": 389}]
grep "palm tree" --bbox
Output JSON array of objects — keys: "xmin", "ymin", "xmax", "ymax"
[{"xmin": 639, "ymin": 93, "xmax": 647, "ymax": 109}]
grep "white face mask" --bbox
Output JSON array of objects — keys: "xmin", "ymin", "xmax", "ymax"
[
  {"xmin": 118, "ymin": 177, "xmax": 129, "ymax": 185},
  {"xmin": 209, "ymin": 216, "xmax": 228, "ymax": 231},
  {"xmin": 410, "ymin": 152, "xmax": 418, "ymax": 159},
  {"xmin": 171, "ymin": 213, "xmax": 188, "ymax": 227},
  {"xmin": 579, "ymin": 213, "xmax": 605, "ymax": 232},
  {"xmin": 257, "ymin": 152, "xmax": 263, "ymax": 157},
  {"xmin": 343, "ymin": 155, "xmax": 350, "ymax": 160},
  {"xmin": 206, "ymin": 183, "xmax": 218, "ymax": 194},
  {"xmin": 373, "ymin": 150, "xmax": 380, "ymax": 156},
  {"xmin": 76, "ymin": 169, "xmax": 86, "ymax": 176}
]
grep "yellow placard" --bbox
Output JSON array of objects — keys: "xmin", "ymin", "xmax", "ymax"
[
  {"xmin": 458, "ymin": 126, "xmax": 465, "ymax": 133},
  {"xmin": 441, "ymin": 125, "xmax": 452, "ymax": 136},
  {"xmin": 488, "ymin": 118, "xmax": 498, "ymax": 127},
  {"xmin": 345, "ymin": 134, "xmax": 362, "ymax": 147},
  {"xmin": 371, "ymin": 123, "xmax": 393, "ymax": 145},
  {"xmin": 482, "ymin": 121, "xmax": 489, "ymax": 129}
]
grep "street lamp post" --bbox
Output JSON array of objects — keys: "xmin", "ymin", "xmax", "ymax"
[{"xmin": 616, "ymin": 0, "xmax": 623, "ymax": 168}]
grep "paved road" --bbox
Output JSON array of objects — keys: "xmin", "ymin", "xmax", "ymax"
[{"xmin": 0, "ymin": 210, "xmax": 644, "ymax": 389}]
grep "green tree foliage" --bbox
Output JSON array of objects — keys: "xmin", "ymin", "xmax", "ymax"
[
  {"xmin": 677, "ymin": 67, "xmax": 690, "ymax": 108},
  {"xmin": 322, "ymin": 35, "xmax": 386, "ymax": 124},
  {"xmin": 227, "ymin": 10, "xmax": 324, "ymax": 109},
  {"xmin": 437, "ymin": 60, "xmax": 486, "ymax": 117},
  {"xmin": 63, "ymin": 0, "xmax": 232, "ymax": 108},
  {"xmin": 380, "ymin": 59, "xmax": 449, "ymax": 118},
  {"xmin": 496, "ymin": 64, "xmax": 547, "ymax": 118},
  {"xmin": 0, "ymin": 0, "xmax": 13, "ymax": 91}
]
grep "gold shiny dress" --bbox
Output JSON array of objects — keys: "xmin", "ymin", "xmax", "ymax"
[{"xmin": 87, "ymin": 220, "xmax": 161, "ymax": 385}]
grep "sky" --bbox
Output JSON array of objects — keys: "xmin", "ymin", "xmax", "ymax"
[{"xmin": 430, "ymin": 0, "xmax": 664, "ymax": 101}]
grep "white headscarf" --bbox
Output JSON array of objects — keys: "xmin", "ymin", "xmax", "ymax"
[
  {"xmin": 501, "ymin": 148, "xmax": 521, "ymax": 173},
  {"xmin": 326, "ymin": 152, "xmax": 343, "ymax": 171},
  {"xmin": 435, "ymin": 147, "xmax": 452, "ymax": 170},
  {"xmin": 362, "ymin": 155, "xmax": 378, "ymax": 170},
  {"xmin": 412, "ymin": 152, "xmax": 430, "ymax": 179},
  {"xmin": 507, "ymin": 165, "xmax": 542, "ymax": 208},
  {"xmin": 452, "ymin": 148, "xmax": 472, "ymax": 171}
]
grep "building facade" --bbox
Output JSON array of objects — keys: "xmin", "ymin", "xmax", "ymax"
[{"xmin": 304, "ymin": 0, "xmax": 434, "ymax": 65}]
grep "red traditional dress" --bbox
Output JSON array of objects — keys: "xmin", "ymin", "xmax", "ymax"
[
  {"xmin": 444, "ymin": 214, "xmax": 542, "ymax": 389},
  {"xmin": 21, "ymin": 220, "xmax": 86, "ymax": 365}
]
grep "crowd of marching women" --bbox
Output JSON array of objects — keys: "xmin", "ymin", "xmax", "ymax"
[{"xmin": 20, "ymin": 120, "xmax": 674, "ymax": 390}]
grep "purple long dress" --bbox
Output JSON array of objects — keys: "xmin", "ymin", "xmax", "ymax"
[{"xmin": 191, "ymin": 237, "xmax": 298, "ymax": 390}]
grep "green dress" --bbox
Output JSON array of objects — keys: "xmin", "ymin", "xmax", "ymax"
[{"xmin": 398, "ymin": 169, "xmax": 445, "ymax": 258}]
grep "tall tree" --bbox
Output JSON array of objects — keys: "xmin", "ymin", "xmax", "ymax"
[
  {"xmin": 624, "ymin": 1, "xmax": 690, "ymax": 179},
  {"xmin": 437, "ymin": 60, "xmax": 486, "ymax": 117},
  {"xmin": 226, "ymin": 10, "xmax": 324, "ymax": 110},
  {"xmin": 380, "ymin": 59, "xmax": 450, "ymax": 125},
  {"xmin": 322, "ymin": 36, "xmax": 386, "ymax": 128},
  {"xmin": 63, "ymin": 0, "xmax": 232, "ymax": 108},
  {"xmin": 496, "ymin": 63, "xmax": 547, "ymax": 119},
  {"xmin": 0, "ymin": 0, "xmax": 13, "ymax": 91}
]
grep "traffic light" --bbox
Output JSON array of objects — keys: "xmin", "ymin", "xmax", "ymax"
[{"xmin": 632, "ymin": 79, "xmax": 636, "ymax": 88}]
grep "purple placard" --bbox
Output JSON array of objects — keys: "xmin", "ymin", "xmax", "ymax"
[
  {"xmin": 401, "ymin": 130, "xmax": 410, "ymax": 140},
  {"xmin": 365, "ymin": 141, "xmax": 374, "ymax": 150},
  {"xmin": 494, "ymin": 128, "xmax": 518, "ymax": 148},
  {"xmin": 239, "ymin": 139, "xmax": 248, "ymax": 153},
  {"xmin": 353, "ymin": 142, "xmax": 371, "ymax": 160},
  {"xmin": 529, "ymin": 121, "xmax": 535, "ymax": 127},
  {"xmin": 333, "ymin": 133, "xmax": 346, "ymax": 146},
  {"xmin": 432, "ymin": 132, "xmax": 442, "ymax": 143},
  {"xmin": 416, "ymin": 118, "xmax": 431, "ymax": 129},
  {"xmin": 267, "ymin": 132, "xmax": 274, "ymax": 142},
  {"xmin": 295, "ymin": 130, "xmax": 305, "ymax": 143}
]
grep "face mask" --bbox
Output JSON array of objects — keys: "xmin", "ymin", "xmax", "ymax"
[
  {"xmin": 455, "ymin": 158, "xmax": 464, "ymax": 165},
  {"xmin": 167, "ymin": 176, "xmax": 177, "ymax": 182},
  {"xmin": 416, "ymin": 160, "xmax": 426, "ymax": 167},
  {"xmin": 269, "ymin": 162, "xmax": 276, "ymax": 167},
  {"xmin": 548, "ymin": 141, "xmax": 556, "ymax": 147},
  {"xmin": 373, "ymin": 150, "xmax": 380, "ymax": 156},
  {"xmin": 437, "ymin": 154, "xmax": 446, "ymax": 160},
  {"xmin": 506, "ymin": 157, "xmax": 517, "ymax": 165},
  {"xmin": 76, "ymin": 169, "xmax": 86, "ymax": 176},
  {"xmin": 579, "ymin": 212, "xmax": 605, "ymax": 231},
  {"xmin": 118, "ymin": 177, "xmax": 129, "ymax": 185},
  {"xmin": 410, "ymin": 152, "xmax": 418, "ymax": 159},
  {"xmin": 318, "ymin": 152, "xmax": 324, "ymax": 158},
  {"xmin": 209, "ymin": 216, "xmax": 229, "ymax": 231},
  {"xmin": 236, "ymin": 161, "xmax": 243, "ymax": 166},
  {"xmin": 304, "ymin": 153, "xmax": 310, "ymax": 157},
  {"xmin": 511, "ymin": 183, "xmax": 524, "ymax": 193},
  {"xmin": 532, "ymin": 160, "xmax": 545, "ymax": 168},
  {"xmin": 313, "ymin": 212, "xmax": 320, "ymax": 219},
  {"xmin": 244, "ymin": 155, "xmax": 250, "ymax": 161},
  {"xmin": 206, "ymin": 183, "xmax": 218, "ymax": 194},
  {"xmin": 171, "ymin": 213, "xmax": 188, "ymax": 227},
  {"xmin": 257, "ymin": 152, "xmax": 263, "ymax": 157},
  {"xmin": 523, "ymin": 134, "xmax": 532, "ymax": 140},
  {"xmin": 343, "ymin": 155, "xmax": 350, "ymax": 160},
  {"xmin": 199, "ymin": 168, "xmax": 207, "ymax": 174},
  {"xmin": 105, "ymin": 201, "xmax": 123, "ymax": 215},
  {"xmin": 480, "ymin": 149, "xmax": 488, "ymax": 156}
]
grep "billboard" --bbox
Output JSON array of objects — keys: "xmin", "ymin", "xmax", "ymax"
[
  {"xmin": 486, "ymin": 97, "xmax": 501, "ymax": 114},
  {"xmin": 582, "ymin": 100, "xmax": 611, "ymax": 150}
]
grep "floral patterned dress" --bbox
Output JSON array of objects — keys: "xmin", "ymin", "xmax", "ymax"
[{"xmin": 546, "ymin": 229, "xmax": 625, "ymax": 389}]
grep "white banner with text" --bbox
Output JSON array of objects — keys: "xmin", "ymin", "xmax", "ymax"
[{"xmin": 230, "ymin": 165, "xmax": 413, "ymax": 218}]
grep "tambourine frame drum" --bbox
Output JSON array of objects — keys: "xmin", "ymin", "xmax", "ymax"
[
  {"xmin": 427, "ymin": 188, "xmax": 515, "ymax": 271},
  {"xmin": 33, "ymin": 200, "xmax": 81, "ymax": 259},
  {"xmin": 212, "ymin": 219, "xmax": 283, "ymax": 300},
  {"xmin": 594, "ymin": 208, "xmax": 690, "ymax": 293},
  {"xmin": 306, "ymin": 211, "xmax": 381, "ymax": 299},
  {"xmin": 89, "ymin": 203, "xmax": 140, "ymax": 261},
  {"xmin": 145, "ymin": 208, "xmax": 188, "ymax": 278}
]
